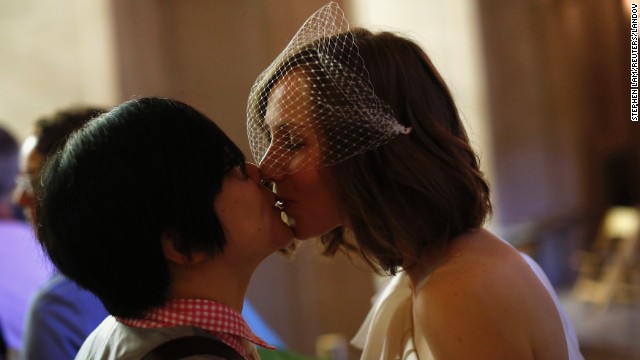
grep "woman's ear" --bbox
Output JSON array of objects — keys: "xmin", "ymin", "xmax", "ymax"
[{"xmin": 161, "ymin": 232, "xmax": 207, "ymax": 266}]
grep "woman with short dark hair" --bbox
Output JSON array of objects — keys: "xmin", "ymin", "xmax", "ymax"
[{"xmin": 37, "ymin": 97, "xmax": 293, "ymax": 359}]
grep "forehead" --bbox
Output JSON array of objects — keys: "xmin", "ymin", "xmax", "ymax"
[{"xmin": 265, "ymin": 68, "xmax": 313, "ymax": 130}]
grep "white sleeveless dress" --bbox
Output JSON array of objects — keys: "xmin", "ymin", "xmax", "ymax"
[{"xmin": 351, "ymin": 252, "xmax": 584, "ymax": 360}]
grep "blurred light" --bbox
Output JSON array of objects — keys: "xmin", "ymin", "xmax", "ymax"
[{"xmin": 603, "ymin": 206, "xmax": 640, "ymax": 239}]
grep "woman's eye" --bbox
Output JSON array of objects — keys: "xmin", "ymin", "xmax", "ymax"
[
  {"xmin": 238, "ymin": 163, "xmax": 249, "ymax": 179},
  {"xmin": 285, "ymin": 133, "xmax": 305, "ymax": 150},
  {"xmin": 224, "ymin": 164, "xmax": 248, "ymax": 179},
  {"xmin": 270, "ymin": 130, "xmax": 306, "ymax": 152},
  {"xmin": 286, "ymin": 141, "xmax": 305, "ymax": 150}
]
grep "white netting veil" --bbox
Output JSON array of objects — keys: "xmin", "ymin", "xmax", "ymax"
[{"xmin": 246, "ymin": 2, "xmax": 410, "ymax": 176}]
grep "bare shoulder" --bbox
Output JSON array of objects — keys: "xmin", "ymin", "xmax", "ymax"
[
  {"xmin": 412, "ymin": 229, "xmax": 567, "ymax": 360},
  {"xmin": 414, "ymin": 229, "xmax": 541, "ymax": 301}
]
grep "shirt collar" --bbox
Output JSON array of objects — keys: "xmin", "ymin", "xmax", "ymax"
[{"xmin": 116, "ymin": 298, "xmax": 275, "ymax": 358}]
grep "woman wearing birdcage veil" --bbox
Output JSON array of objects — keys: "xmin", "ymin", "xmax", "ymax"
[{"xmin": 247, "ymin": 3, "xmax": 583, "ymax": 359}]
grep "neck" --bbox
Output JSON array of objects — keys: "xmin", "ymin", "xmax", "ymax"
[
  {"xmin": 405, "ymin": 228, "xmax": 486, "ymax": 293},
  {"xmin": 404, "ymin": 249, "xmax": 446, "ymax": 294},
  {"xmin": 165, "ymin": 258, "xmax": 258, "ymax": 311}
]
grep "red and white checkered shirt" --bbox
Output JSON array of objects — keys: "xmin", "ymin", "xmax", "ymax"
[{"xmin": 116, "ymin": 298, "xmax": 274, "ymax": 359}]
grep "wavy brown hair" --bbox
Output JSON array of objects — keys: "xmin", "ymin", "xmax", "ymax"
[
  {"xmin": 314, "ymin": 29, "xmax": 492, "ymax": 274},
  {"xmin": 253, "ymin": 28, "xmax": 491, "ymax": 274}
]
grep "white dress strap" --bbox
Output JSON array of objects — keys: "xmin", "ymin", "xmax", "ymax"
[{"xmin": 351, "ymin": 273, "xmax": 432, "ymax": 360}]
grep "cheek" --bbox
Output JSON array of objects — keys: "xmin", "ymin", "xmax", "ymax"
[
  {"xmin": 264, "ymin": 149, "xmax": 312, "ymax": 175},
  {"xmin": 311, "ymin": 197, "xmax": 340, "ymax": 229},
  {"xmin": 290, "ymin": 171, "xmax": 325, "ymax": 195},
  {"xmin": 293, "ymin": 172, "xmax": 340, "ymax": 220}
]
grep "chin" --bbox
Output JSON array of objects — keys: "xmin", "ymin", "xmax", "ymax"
[
  {"xmin": 285, "ymin": 210, "xmax": 341, "ymax": 240},
  {"xmin": 292, "ymin": 223, "xmax": 337, "ymax": 241},
  {"xmin": 291, "ymin": 223, "xmax": 317, "ymax": 240}
]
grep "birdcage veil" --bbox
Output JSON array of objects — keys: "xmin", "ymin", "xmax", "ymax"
[{"xmin": 246, "ymin": 2, "xmax": 410, "ymax": 176}]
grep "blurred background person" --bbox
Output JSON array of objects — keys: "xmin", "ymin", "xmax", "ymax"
[
  {"xmin": 0, "ymin": 125, "xmax": 52, "ymax": 360},
  {"xmin": 13, "ymin": 107, "xmax": 109, "ymax": 360}
]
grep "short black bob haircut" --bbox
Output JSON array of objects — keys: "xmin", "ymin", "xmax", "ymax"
[{"xmin": 36, "ymin": 97, "xmax": 245, "ymax": 317}]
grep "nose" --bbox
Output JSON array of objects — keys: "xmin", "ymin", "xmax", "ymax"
[{"xmin": 258, "ymin": 150, "xmax": 286, "ymax": 183}]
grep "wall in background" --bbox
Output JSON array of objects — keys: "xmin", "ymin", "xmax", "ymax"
[
  {"xmin": 0, "ymin": 0, "xmax": 118, "ymax": 140},
  {"xmin": 478, "ymin": 0, "xmax": 636, "ymax": 286}
]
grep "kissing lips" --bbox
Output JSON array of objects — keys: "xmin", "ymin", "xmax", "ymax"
[{"xmin": 274, "ymin": 200, "xmax": 296, "ymax": 228}]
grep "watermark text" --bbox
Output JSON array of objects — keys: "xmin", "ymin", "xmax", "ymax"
[{"xmin": 631, "ymin": 3, "xmax": 638, "ymax": 121}]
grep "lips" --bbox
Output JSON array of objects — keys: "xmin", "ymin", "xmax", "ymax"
[
  {"xmin": 274, "ymin": 196, "xmax": 291, "ymax": 210},
  {"xmin": 274, "ymin": 198, "xmax": 296, "ymax": 228}
]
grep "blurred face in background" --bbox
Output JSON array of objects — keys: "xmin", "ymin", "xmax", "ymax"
[{"xmin": 14, "ymin": 136, "xmax": 43, "ymax": 224}]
